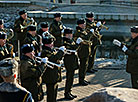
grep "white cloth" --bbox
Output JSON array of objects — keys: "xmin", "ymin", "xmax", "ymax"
[{"xmin": 76, "ymin": 37, "xmax": 83, "ymax": 44}]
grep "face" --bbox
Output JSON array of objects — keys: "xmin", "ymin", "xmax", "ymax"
[
  {"xmin": 42, "ymin": 27, "xmax": 48, "ymax": 32},
  {"xmin": 79, "ymin": 23, "xmax": 86, "ymax": 29},
  {"xmin": 21, "ymin": 13, "xmax": 27, "ymax": 20},
  {"xmin": 55, "ymin": 17, "xmax": 61, "ymax": 22},
  {"xmin": 44, "ymin": 42, "xmax": 54, "ymax": 48},
  {"xmin": 0, "ymin": 39, "xmax": 6, "ymax": 46},
  {"xmin": 131, "ymin": 32, "xmax": 138, "ymax": 39},
  {"xmin": 29, "ymin": 31, "xmax": 36, "ymax": 36},
  {"xmin": 88, "ymin": 17, "xmax": 94, "ymax": 22},
  {"xmin": 65, "ymin": 34, "xmax": 73, "ymax": 39},
  {"xmin": 25, "ymin": 51, "xmax": 35, "ymax": 59},
  {"xmin": 0, "ymin": 24, "xmax": 4, "ymax": 29}
]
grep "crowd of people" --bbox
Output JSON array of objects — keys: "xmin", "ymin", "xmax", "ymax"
[{"xmin": 0, "ymin": 9, "xmax": 138, "ymax": 102}]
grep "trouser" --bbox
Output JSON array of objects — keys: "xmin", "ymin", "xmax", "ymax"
[
  {"xmin": 131, "ymin": 74, "xmax": 138, "ymax": 89},
  {"xmin": 87, "ymin": 45, "xmax": 97, "ymax": 71},
  {"xmin": 79, "ymin": 57, "xmax": 89, "ymax": 82},
  {"xmin": 46, "ymin": 83, "xmax": 58, "ymax": 102},
  {"xmin": 65, "ymin": 70, "xmax": 75, "ymax": 93}
]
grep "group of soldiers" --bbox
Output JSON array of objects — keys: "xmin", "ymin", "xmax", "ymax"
[{"xmin": 3, "ymin": 9, "xmax": 136, "ymax": 102}]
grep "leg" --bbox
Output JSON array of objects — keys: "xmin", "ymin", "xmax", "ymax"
[{"xmin": 131, "ymin": 74, "xmax": 138, "ymax": 89}]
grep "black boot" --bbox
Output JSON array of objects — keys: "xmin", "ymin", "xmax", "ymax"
[
  {"xmin": 64, "ymin": 93, "xmax": 74, "ymax": 100},
  {"xmin": 70, "ymin": 93, "xmax": 77, "ymax": 98}
]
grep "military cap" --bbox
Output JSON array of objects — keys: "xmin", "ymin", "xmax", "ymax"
[
  {"xmin": 40, "ymin": 22, "xmax": 49, "ymax": 28},
  {"xmin": 86, "ymin": 12, "xmax": 94, "ymax": 18},
  {"xmin": 54, "ymin": 13, "xmax": 62, "ymax": 18},
  {"xmin": 0, "ymin": 19, "xmax": 4, "ymax": 25},
  {"xmin": 21, "ymin": 44, "xmax": 34, "ymax": 54},
  {"xmin": 19, "ymin": 9, "xmax": 27, "ymax": 15},
  {"xmin": 42, "ymin": 33, "xmax": 55, "ymax": 44},
  {"xmin": 77, "ymin": 18, "xmax": 86, "ymax": 25},
  {"xmin": 131, "ymin": 26, "xmax": 138, "ymax": 33},
  {"xmin": 64, "ymin": 27, "xmax": 73, "ymax": 35},
  {"xmin": 27, "ymin": 25, "xmax": 37, "ymax": 31},
  {"xmin": 0, "ymin": 58, "xmax": 18, "ymax": 77},
  {"xmin": 0, "ymin": 31, "xmax": 7, "ymax": 39}
]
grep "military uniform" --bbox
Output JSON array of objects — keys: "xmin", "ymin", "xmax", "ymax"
[
  {"xmin": 41, "ymin": 34, "xmax": 64, "ymax": 102},
  {"xmin": 74, "ymin": 19, "xmax": 92, "ymax": 85},
  {"xmin": 20, "ymin": 44, "xmax": 45, "ymax": 102}
]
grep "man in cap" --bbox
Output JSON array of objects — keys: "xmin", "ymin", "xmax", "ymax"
[
  {"xmin": 63, "ymin": 27, "xmax": 79, "ymax": 100},
  {"xmin": 20, "ymin": 44, "xmax": 47, "ymax": 102},
  {"xmin": 49, "ymin": 13, "xmax": 65, "ymax": 47},
  {"xmin": 0, "ymin": 58, "xmax": 34, "ymax": 102},
  {"xmin": 0, "ymin": 19, "xmax": 14, "ymax": 42},
  {"xmin": 113, "ymin": 26, "xmax": 138, "ymax": 89},
  {"xmin": 23, "ymin": 25, "xmax": 42, "ymax": 56},
  {"xmin": 74, "ymin": 18, "xmax": 94, "ymax": 86},
  {"xmin": 41, "ymin": 32, "xmax": 65, "ymax": 102}
]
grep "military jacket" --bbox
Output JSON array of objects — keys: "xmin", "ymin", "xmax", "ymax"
[
  {"xmin": 49, "ymin": 20, "xmax": 64, "ymax": 47},
  {"xmin": 0, "ymin": 28, "xmax": 14, "ymax": 40},
  {"xmin": 23, "ymin": 33, "xmax": 42, "ymax": 55},
  {"xmin": 74, "ymin": 26, "xmax": 91, "ymax": 58},
  {"xmin": 20, "ymin": 55, "xmax": 45, "ymax": 101},
  {"xmin": 63, "ymin": 37, "xmax": 79, "ymax": 71},
  {"xmin": 126, "ymin": 36, "xmax": 138, "ymax": 74},
  {"xmin": 0, "ymin": 82, "xmax": 33, "ymax": 102},
  {"xmin": 41, "ymin": 46, "xmax": 64, "ymax": 84},
  {"xmin": 37, "ymin": 29, "xmax": 44, "ymax": 37}
]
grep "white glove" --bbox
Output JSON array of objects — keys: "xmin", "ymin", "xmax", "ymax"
[
  {"xmin": 113, "ymin": 39, "xmax": 121, "ymax": 47},
  {"xmin": 63, "ymin": 25, "xmax": 66, "ymax": 29},
  {"xmin": 122, "ymin": 45, "xmax": 128, "ymax": 52},
  {"xmin": 59, "ymin": 46, "xmax": 66, "ymax": 52},
  {"xmin": 38, "ymin": 52, "xmax": 41, "ymax": 56},
  {"xmin": 41, "ymin": 57, "xmax": 48, "ymax": 64},
  {"xmin": 61, "ymin": 29, "xmax": 64, "ymax": 34},
  {"xmin": 13, "ymin": 52, "xmax": 15, "ymax": 58},
  {"xmin": 90, "ymin": 29, "xmax": 94, "ymax": 33},
  {"xmin": 96, "ymin": 21, "xmax": 102, "ymax": 27},
  {"xmin": 76, "ymin": 37, "xmax": 83, "ymax": 44}
]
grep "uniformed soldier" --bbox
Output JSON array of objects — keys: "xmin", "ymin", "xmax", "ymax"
[
  {"xmin": 74, "ymin": 18, "xmax": 94, "ymax": 86},
  {"xmin": 0, "ymin": 58, "xmax": 34, "ymax": 102},
  {"xmin": 0, "ymin": 19, "xmax": 14, "ymax": 41},
  {"xmin": 49, "ymin": 13, "xmax": 65, "ymax": 47},
  {"xmin": 23, "ymin": 25, "xmax": 42, "ymax": 56},
  {"xmin": 113, "ymin": 26, "xmax": 138, "ymax": 89},
  {"xmin": 37, "ymin": 22, "xmax": 49, "ymax": 37},
  {"xmin": 85, "ymin": 12, "xmax": 103, "ymax": 73},
  {"xmin": 41, "ymin": 33, "xmax": 65, "ymax": 102},
  {"xmin": 20, "ymin": 44, "xmax": 46, "ymax": 102},
  {"xmin": 63, "ymin": 28, "xmax": 79, "ymax": 100}
]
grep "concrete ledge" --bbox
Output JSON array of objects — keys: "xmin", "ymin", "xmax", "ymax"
[{"xmin": 0, "ymin": 1, "xmax": 30, "ymax": 3}]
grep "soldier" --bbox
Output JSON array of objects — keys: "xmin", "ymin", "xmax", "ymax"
[
  {"xmin": 20, "ymin": 44, "xmax": 47, "ymax": 102},
  {"xmin": 74, "ymin": 18, "xmax": 94, "ymax": 86},
  {"xmin": 41, "ymin": 32, "xmax": 66, "ymax": 102},
  {"xmin": 63, "ymin": 28, "xmax": 78, "ymax": 100},
  {"xmin": 37, "ymin": 22, "xmax": 49, "ymax": 37},
  {"xmin": 113, "ymin": 26, "xmax": 138, "ymax": 89},
  {"xmin": 49, "ymin": 13, "xmax": 65, "ymax": 47},
  {"xmin": 0, "ymin": 58, "xmax": 34, "ymax": 102},
  {"xmin": 0, "ymin": 19, "xmax": 14, "ymax": 41},
  {"xmin": 85, "ymin": 12, "xmax": 103, "ymax": 73},
  {"xmin": 23, "ymin": 25, "xmax": 42, "ymax": 56}
]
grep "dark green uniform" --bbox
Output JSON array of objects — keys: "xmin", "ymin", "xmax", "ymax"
[
  {"xmin": 41, "ymin": 46, "xmax": 64, "ymax": 102},
  {"xmin": 23, "ymin": 33, "xmax": 42, "ymax": 56},
  {"xmin": 63, "ymin": 37, "xmax": 79, "ymax": 94},
  {"xmin": 20, "ymin": 55, "xmax": 45, "ymax": 102},
  {"xmin": 125, "ymin": 36, "xmax": 138, "ymax": 89},
  {"xmin": 49, "ymin": 20, "xmax": 64, "ymax": 47},
  {"xmin": 85, "ymin": 19, "xmax": 102, "ymax": 71},
  {"xmin": 74, "ymin": 26, "xmax": 92, "ymax": 83}
]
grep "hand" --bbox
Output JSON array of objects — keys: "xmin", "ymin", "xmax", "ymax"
[
  {"xmin": 59, "ymin": 46, "xmax": 66, "ymax": 52},
  {"xmin": 122, "ymin": 45, "xmax": 128, "ymax": 52},
  {"xmin": 90, "ymin": 29, "xmax": 94, "ymax": 33},
  {"xmin": 113, "ymin": 39, "xmax": 121, "ymax": 47},
  {"xmin": 41, "ymin": 57, "xmax": 48, "ymax": 64},
  {"xmin": 96, "ymin": 21, "xmax": 102, "ymax": 27},
  {"xmin": 76, "ymin": 37, "xmax": 83, "ymax": 44}
]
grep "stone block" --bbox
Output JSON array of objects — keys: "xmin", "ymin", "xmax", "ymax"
[{"xmin": 112, "ymin": 15, "xmax": 119, "ymax": 20}]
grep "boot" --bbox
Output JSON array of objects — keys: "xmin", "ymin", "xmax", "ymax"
[{"xmin": 64, "ymin": 93, "xmax": 74, "ymax": 100}]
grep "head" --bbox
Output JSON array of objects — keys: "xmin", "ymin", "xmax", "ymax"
[
  {"xmin": 64, "ymin": 28, "xmax": 73, "ymax": 39},
  {"xmin": 0, "ymin": 58, "xmax": 18, "ymax": 83},
  {"xmin": 40, "ymin": 22, "xmax": 49, "ymax": 32},
  {"xmin": 54, "ymin": 13, "xmax": 62, "ymax": 22},
  {"xmin": 0, "ymin": 19, "xmax": 4, "ymax": 29},
  {"xmin": 42, "ymin": 33, "xmax": 55, "ymax": 48},
  {"xmin": 131, "ymin": 26, "xmax": 138, "ymax": 39},
  {"xmin": 0, "ymin": 32, "xmax": 7, "ymax": 47},
  {"xmin": 19, "ymin": 10, "xmax": 27, "ymax": 20},
  {"xmin": 27, "ymin": 25, "xmax": 37, "ymax": 36},
  {"xmin": 77, "ymin": 18, "xmax": 86, "ymax": 29},
  {"xmin": 21, "ymin": 44, "xmax": 35, "ymax": 59},
  {"xmin": 86, "ymin": 12, "xmax": 94, "ymax": 22}
]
